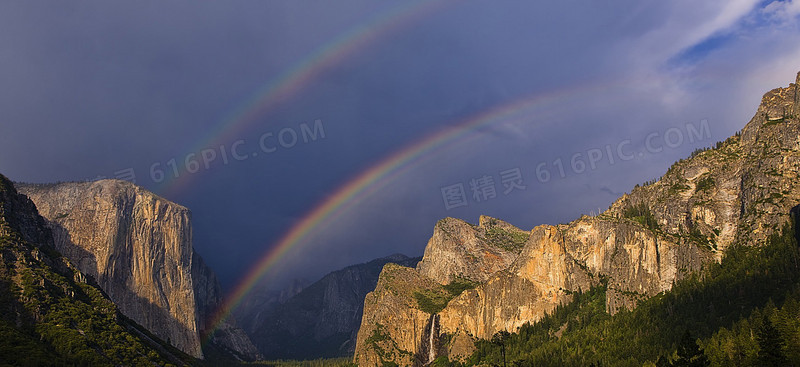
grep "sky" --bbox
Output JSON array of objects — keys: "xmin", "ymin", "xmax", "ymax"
[{"xmin": 1, "ymin": 1, "xmax": 799, "ymax": 297}]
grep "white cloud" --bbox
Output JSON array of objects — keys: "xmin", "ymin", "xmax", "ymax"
[
  {"xmin": 626, "ymin": 0, "xmax": 760, "ymax": 68},
  {"xmin": 763, "ymin": 0, "xmax": 800, "ymax": 21},
  {"xmin": 673, "ymin": 0, "xmax": 761, "ymax": 55}
]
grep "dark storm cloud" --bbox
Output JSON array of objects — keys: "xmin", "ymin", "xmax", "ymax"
[{"xmin": 1, "ymin": 0, "xmax": 799, "ymax": 290}]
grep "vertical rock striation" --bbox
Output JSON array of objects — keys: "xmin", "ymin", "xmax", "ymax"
[
  {"xmin": 0, "ymin": 174, "xmax": 184, "ymax": 365},
  {"xmin": 16, "ymin": 180, "xmax": 259, "ymax": 359}
]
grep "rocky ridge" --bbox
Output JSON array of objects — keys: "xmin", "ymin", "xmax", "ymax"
[{"xmin": 354, "ymin": 72, "xmax": 800, "ymax": 366}]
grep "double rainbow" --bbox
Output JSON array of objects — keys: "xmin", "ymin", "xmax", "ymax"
[
  {"xmin": 163, "ymin": 0, "xmax": 622, "ymax": 344},
  {"xmin": 200, "ymin": 80, "xmax": 613, "ymax": 341}
]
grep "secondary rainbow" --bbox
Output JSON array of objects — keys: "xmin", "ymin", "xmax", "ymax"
[{"xmin": 159, "ymin": 0, "xmax": 451, "ymax": 197}]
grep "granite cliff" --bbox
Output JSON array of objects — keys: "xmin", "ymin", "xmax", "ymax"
[
  {"xmin": 354, "ymin": 72, "xmax": 800, "ymax": 366},
  {"xmin": 16, "ymin": 180, "xmax": 260, "ymax": 360},
  {"xmin": 0, "ymin": 173, "xmax": 190, "ymax": 365}
]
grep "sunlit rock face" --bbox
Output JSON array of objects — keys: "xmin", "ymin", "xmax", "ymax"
[
  {"xmin": 354, "ymin": 73, "xmax": 800, "ymax": 366},
  {"xmin": 416, "ymin": 215, "xmax": 527, "ymax": 285},
  {"xmin": 17, "ymin": 180, "xmax": 259, "ymax": 360},
  {"xmin": 354, "ymin": 263, "xmax": 443, "ymax": 367}
]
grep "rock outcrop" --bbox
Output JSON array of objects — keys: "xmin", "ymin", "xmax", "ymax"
[
  {"xmin": 16, "ymin": 180, "xmax": 259, "ymax": 360},
  {"xmin": 354, "ymin": 72, "xmax": 800, "ymax": 366},
  {"xmin": 416, "ymin": 216, "xmax": 527, "ymax": 284}
]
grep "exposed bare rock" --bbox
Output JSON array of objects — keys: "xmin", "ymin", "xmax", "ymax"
[
  {"xmin": 416, "ymin": 216, "xmax": 527, "ymax": 284},
  {"xmin": 354, "ymin": 263, "xmax": 447, "ymax": 367},
  {"xmin": 437, "ymin": 217, "xmax": 703, "ymax": 340},
  {"xmin": 446, "ymin": 329, "xmax": 475, "ymax": 362},
  {"xmin": 206, "ymin": 318, "xmax": 263, "ymax": 361},
  {"xmin": 17, "ymin": 180, "xmax": 202, "ymax": 357},
  {"xmin": 555, "ymin": 217, "xmax": 704, "ymax": 313},
  {"xmin": 16, "ymin": 180, "xmax": 259, "ymax": 360},
  {"xmin": 439, "ymin": 271, "xmax": 559, "ymax": 341},
  {"xmin": 0, "ymin": 173, "xmax": 188, "ymax": 365},
  {"xmin": 355, "ymin": 213, "xmax": 703, "ymax": 365}
]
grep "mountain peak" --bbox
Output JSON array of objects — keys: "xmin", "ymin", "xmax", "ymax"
[
  {"xmin": 417, "ymin": 215, "xmax": 528, "ymax": 285},
  {"xmin": 478, "ymin": 214, "xmax": 521, "ymax": 231}
]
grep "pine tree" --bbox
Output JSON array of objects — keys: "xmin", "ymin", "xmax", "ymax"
[
  {"xmin": 491, "ymin": 331, "xmax": 510, "ymax": 367},
  {"xmin": 670, "ymin": 331, "xmax": 710, "ymax": 367},
  {"xmin": 756, "ymin": 315, "xmax": 788, "ymax": 366}
]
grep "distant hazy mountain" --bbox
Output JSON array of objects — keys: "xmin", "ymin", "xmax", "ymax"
[
  {"xmin": 248, "ymin": 254, "xmax": 421, "ymax": 359},
  {"xmin": 234, "ymin": 278, "xmax": 311, "ymax": 335}
]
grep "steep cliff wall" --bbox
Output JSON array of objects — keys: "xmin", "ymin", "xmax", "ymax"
[
  {"xmin": 0, "ymin": 174, "xmax": 187, "ymax": 365},
  {"xmin": 438, "ymin": 217, "xmax": 704, "ymax": 345},
  {"xmin": 16, "ymin": 180, "xmax": 259, "ymax": 360},
  {"xmin": 17, "ymin": 180, "xmax": 202, "ymax": 357},
  {"xmin": 355, "ymin": 216, "xmax": 706, "ymax": 365},
  {"xmin": 354, "ymin": 263, "xmax": 450, "ymax": 367},
  {"xmin": 354, "ymin": 72, "xmax": 800, "ymax": 366}
]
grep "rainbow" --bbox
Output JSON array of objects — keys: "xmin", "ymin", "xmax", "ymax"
[
  {"xmin": 174, "ymin": 0, "xmax": 643, "ymax": 344},
  {"xmin": 201, "ymin": 79, "xmax": 619, "ymax": 342},
  {"xmin": 159, "ymin": 0, "xmax": 451, "ymax": 197}
]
